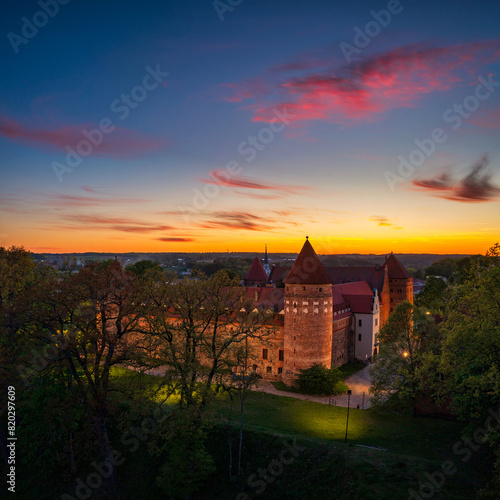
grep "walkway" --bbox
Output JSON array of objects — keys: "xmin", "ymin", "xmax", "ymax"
[{"xmin": 252, "ymin": 364, "xmax": 373, "ymax": 409}]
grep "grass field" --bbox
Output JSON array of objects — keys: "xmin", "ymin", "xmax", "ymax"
[{"xmin": 106, "ymin": 368, "xmax": 489, "ymax": 499}]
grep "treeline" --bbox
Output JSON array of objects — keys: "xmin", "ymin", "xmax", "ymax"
[
  {"xmin": 370, "ymin": 244, "xmax": 500, "ymax": 497},
  {"xmin": 0, "ymin": 248, "xmax": 273, "ymax": 499}
]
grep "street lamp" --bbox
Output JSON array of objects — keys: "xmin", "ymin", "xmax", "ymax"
[{"xmin": 344, "ymin": 389, "xmax": 352, "ymax": 444}]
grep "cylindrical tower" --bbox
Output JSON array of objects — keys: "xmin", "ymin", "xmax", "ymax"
[{"xmin": 282, "ymin": 238, "xmax": 333, "ymax": 386}]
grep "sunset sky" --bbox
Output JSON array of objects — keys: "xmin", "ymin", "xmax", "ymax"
[{"xmin": 1, "ymin": 0, "xmax": 499, "ymax": 255}]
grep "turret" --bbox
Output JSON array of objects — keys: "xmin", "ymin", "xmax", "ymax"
[{"xmin": 282, "ymin": 238, "xmax": 333, "ymax": 385}]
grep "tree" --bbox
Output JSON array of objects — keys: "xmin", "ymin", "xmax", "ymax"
[
  {"xmin": 425, "ymin": 257, "xmax": 457, "ymax": 279},
  {"xmin": 32, "ymin": 260, "xmax": 143, "ymax": 495},
  {"xmin": 415, "ymin": 276, "xmax": 448, "ymax": 313},
  {"xmin": 137, "ymin": 270, "xmax": 274, "ymax": 496},
  {"xmin": 438, "ymin": 249, "xmax": 500, "ymax": 491},
  {"xmin": 0, "ymin": 247, "xmax": 47, "ymax": 466},
  {"xmin": 126, "ymin": 259, "xmax": 163, "ymax": 278},
  {"xmin": 370, "ymin": 301, "xmax": 438, "ymax": 415}
]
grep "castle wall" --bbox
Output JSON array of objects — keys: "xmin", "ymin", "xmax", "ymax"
[
  {"xmin": 283, "ymin": 283, "xmax": 333, "ymax": 385},
  {"xmin": 331, "ymin": 315, "xmax": 351, "ymax": 367},
  {"xmin": 389, "ymin": 277, "xmax": 414, "ymax": 313}
]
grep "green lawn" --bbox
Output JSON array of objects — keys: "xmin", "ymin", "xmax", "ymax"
[
  {"xmin": 106, "ymin": 368, "xmax": 487, "ymax": 499},
  {"xmin": 212, "ymin": 390, "xmax": 462, "ymax": 461}
]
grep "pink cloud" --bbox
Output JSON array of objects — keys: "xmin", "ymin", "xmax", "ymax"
[
  {"xmin": 198, "ymin": 211, "xmax": 275, "ymax": 232},
  {"xmin": 199, "ymin": 169, "xmax": 311, "ymax": 196},
  {"xmin": 0, "ymin": 114, "xmax": 167, "ymax": 156},
  {"xmin": 222, "ymin": 40, "xmax": 500, "ymax": 125},
  {"xmin": 466, "ymin": 107, "xmax": 500, "ymax": 129}
]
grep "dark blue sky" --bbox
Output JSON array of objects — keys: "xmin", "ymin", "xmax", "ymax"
[{"xmin": 1, "ymin": 0, "xmax": 499, "ymax": 253}]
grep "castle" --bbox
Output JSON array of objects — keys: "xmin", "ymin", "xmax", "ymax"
[{"xmin": 243, "ymin": 238, "xmax": 413, "ymax": 385}]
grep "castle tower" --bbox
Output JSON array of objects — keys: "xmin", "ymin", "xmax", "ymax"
[
  {"xmin": 244, "ymin": 256, "xmax": 268, "ymax": 287},
  {"xmin": 282, "ymin": 238, "xmax": 333, "ymax": 386},
  {"xmin": 386, "ymin": 252, "xmax": 413, "ymax": 314}
]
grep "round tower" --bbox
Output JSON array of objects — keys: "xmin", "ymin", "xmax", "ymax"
[{"xmin": 283, "ymin": 238, "xmax": 333, "ymax": 386}]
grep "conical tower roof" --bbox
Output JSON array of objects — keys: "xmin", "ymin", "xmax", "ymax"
[
  {"xmin": 284, "ymin": 238, "xmax": 332, "ymax": 285},
  {"xmin": 386, "ymin": 252, "xmax": 411, "ymax": 279},
  {"xmin": 244, "ymin": 257, "xmax": 268, "ymax": 282}
]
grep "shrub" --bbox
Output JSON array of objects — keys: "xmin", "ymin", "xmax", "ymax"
[{"xmin": 297, "ymin": 364, "xmax": 344, "ymax": 395}]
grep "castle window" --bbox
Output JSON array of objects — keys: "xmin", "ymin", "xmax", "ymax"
[
  {"xmin": 390, "ymin": 289, "xmax": 393, "ymax": 293},
  {"xmin": 375, "ymin": 318, "xmax": 378, "ymax": 326},
  {"xmin": 279, "ymin": 350, "xmax": 284, "ymax": 361},
  {"xmin": 358, "ymin": 334, "xmax": 362, "ymax": 341},
  {"xmin": 319, "ymin": 287, "xmax": 322, "ymax": 292},
  {"xmin": 266, "ymin": 366, "xmax": 272, "ymax": 373},
  {"xmin": 390, "ymin": 298, "xmax": 393, "ymax": 303},
  {"xmin": 278, "ymin": 367, "xmax": 283, "ymax": 374},
  {"xmin": 358, "ymin": 319, "xmax": 362, "ymax": 327},
  {"xmin": 262, "ymin": 348, "xmax": 268, "ymax": 360},
  {"xmin": 293, "ymin": 302, "xmax": 297, "ymax": 308}
]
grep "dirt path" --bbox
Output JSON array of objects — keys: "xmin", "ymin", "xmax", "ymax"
[{"xmin": 252, "ymin": 365, "xmax": 373, "ymax": 409}]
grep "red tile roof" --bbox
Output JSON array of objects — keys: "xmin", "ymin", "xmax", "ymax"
[
  {"xmin": 342, "ymin": 294, "xmax": 374, "ymax": 314},
  {"xmin": 268, "ymin": 265, "xmax": 289, "ymax": 284},
  {"xmin": 284, "ymin": 239, "xmax": 332, "ymax": 285},
  {"xmin": 244, "ymin": 287, "xmax": 285, "ymax": 312},
  {"xmin": 326, "ymin": 266, "xmax": 386, "ymax": 293},
  {"xmin": 244, "ymin": 257, "xmax": 268, "ymax": 282},
  {"xmin": 386, "ymin": 253, "xmax": 411, "ymax": 279},
  {"xmin": 332, "ymin": 281, "xmax": 374, "ymax": 313}
]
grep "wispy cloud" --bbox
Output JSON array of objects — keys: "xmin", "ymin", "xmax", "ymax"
[
  {"xmin": 156, "ymin": 237, "xmax": 194, "ymax": 242},
  {"xmin": 60, "ymin": 214, "xmax": 174, "ymax": 233},
  {"xmin": 198, "ymin": 211, "xmax": 275, "ymax": 232},
  {"xmin": 39, "ymin": 193, "xmax": 150, "ymax": 208},
  {"xmin": 412, "ymin": 155, "xmax": 500, "ymax": 202},
  {"xmin": 466, "ymin": 106, "xmax": 500, "ymax": 129},
  {"xmin": 369, "ymin": 215, "xmax": 403, "ymax": 229},
  {"xmin": 222, "ymin": 40, "xmax": 500, "ymax": 126},
  {"xmin": 0, "ymin": 114, "xmax": 167, "ymax": 156},
  {"xmin": 199, "ymin": 169, "xmax": 311, "ymax": 197}
]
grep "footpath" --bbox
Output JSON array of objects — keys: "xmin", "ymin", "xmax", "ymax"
[{"xmin": 252, "ymin": 365, "xmax": 373, "ymax": 409}]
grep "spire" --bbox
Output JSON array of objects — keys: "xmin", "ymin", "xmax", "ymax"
[
  {"xmin": 284, "ymin": 238, "xmax": 332, "ymax": 285},
  {"xmin": 263, "ymin": 244, "xmax": 270, "ymax": 275}
]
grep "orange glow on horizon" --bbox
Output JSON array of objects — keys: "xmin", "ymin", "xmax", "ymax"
[{"xmin": 10, "ymin": 232, "xmax": 496, "ymax": 256}]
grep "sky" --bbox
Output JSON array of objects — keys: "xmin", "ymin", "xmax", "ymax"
[{"xmin": 1, "ymin": 0, "xmax": 499, "ymax": 255}]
